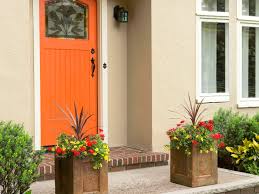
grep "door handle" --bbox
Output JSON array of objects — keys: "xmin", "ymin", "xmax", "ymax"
[{"xmin": 91, "ymin": 57, "xmax": 95, "ymax": 78}]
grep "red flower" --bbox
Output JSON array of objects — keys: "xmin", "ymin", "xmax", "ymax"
[
  {"xmin": 208, "ymin": 120, "xmax": 214, "ymax": 124},
  {"xmin": 198, "ymin": 121, "xmax": 205, "ymax": 127},
  {"xmin": 56, "ymin": 147, "xmax": 63, "ymax": 155},
  {"xmin": 99, "ymin": 129, "xmax": 105, "ymax": 140},
  {"xmin": 192, "ymin": 140, "xmax": 199, "ymax": 146},
  {"xmin": 211, "ymin": 133, "xmax": 223, "ymax": 140},
  {"xmin": 72, "ymin": 150, "xmax": 80, "ymax": 157},
  {"xmin": 100, "ymin": 133, "xmax": 105, "ymax": 140},
  {"xmin": 169, "ymin": 128, "xmax": 176, "ymax": 132},
  {"xmin": 206, "ymin": 123, "xmax": 214, "ymax": 131},
  {"xmin": 177, "ymin": 124, "xmax": 181, "ymax": 127},
  {"xmin": 180, "ymin": 120, "xmax": 185, "ymax": 124},
  {"xmin": 87, "ymin": 141, "xmax": 93, "ymax": 147},
  {"xmin": 218, "ymin": 142, "xmax": 225, "ymax": 149},
  {"xmin": 79, "ymin": 146, "xmax": 86, "ymax": 152},
  {"xmin": 92, "ymin": 140, "xmax": 97, "ymax": 145},
  {"xmin": 89, "ymin": 149, "xmax": 95, "ymax": 154},
  {"xmin": 47, "ymin": 147, "xmax": 53, "ymax": 152}
]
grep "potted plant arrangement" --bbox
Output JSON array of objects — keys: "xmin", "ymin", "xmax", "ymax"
[
  {"xmin": 166, "ymin": 96, "xmax": 225, "ymax": 187},
  {"xmin": 48, "ymin": 104, "xmax": 109, "ymax": 194}
]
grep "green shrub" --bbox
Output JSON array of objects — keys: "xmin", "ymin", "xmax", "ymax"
[
  {"xmin": 213, "ymin": 108, "xmax": 259, "ymax": 171},
  {"xmin": 214, "ymin": 109, "xmax": 259, "ymax": 146},
  {"xmin": 0, "ymin": 122, "xmax": 43, "ymax": 194}
]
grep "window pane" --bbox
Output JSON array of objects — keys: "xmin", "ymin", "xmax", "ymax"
[
  {"xmin": 201, "ymin": 22, "xmax": 228, "ymax": 94},
  {"xmin": 242, "ymin": 0, "xmax": 259, "ymax": 16},
  {"xmin": 46, "ymin": 0, "xmax": 88, "ymax": 39},
  {"xmin": 201, "ymin": 0, "xmax": 229, "ymax": 12},
  {"xmin": 242, "ymin": 27, "xmax": 259, "ymax": 98}
]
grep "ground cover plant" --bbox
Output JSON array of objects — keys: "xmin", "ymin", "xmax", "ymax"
[
  {"xmin": 226, "ymin": 134, "xmax": 259, "ymax": 175},
  {"xmin": 0, "ymin": 122, "xmax": 43, "ymax": 194}
]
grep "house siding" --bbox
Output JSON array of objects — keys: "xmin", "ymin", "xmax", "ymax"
[
  {"xmin": 108, "ymin": 0, "xmax": 128, "ymax": 147},
  {"xmin": 0, "ymin": 0, "xmax": 34, "ymax": 136},
  {"xmin": 127, "ymin": 0, "xmax": 152, "ymax": 150}
]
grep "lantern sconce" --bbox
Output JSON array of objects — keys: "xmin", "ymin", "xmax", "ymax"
[{"xmin": 114, "ymin": 5, "xmax": 128, "ymax": 23}]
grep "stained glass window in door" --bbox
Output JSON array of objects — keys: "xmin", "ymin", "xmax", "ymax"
[{"xmin": 46, "ymin": 0, "xmax": 88, "ymax": 39}]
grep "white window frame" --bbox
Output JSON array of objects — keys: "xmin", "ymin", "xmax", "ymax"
[
  {"xmin": 237, "ymin": 0, "xmax": 259, "ymax": 22},
  {"xmin": 237, "ymin": 22, "xmax": 259, "ymax": 108},
  {"xmin": 196, "ymin": 11, "xmax": 230, "ymax": 103},
  {"xmin": 196, "ymin": 0, "xmax": 229, "ymax": 18}
]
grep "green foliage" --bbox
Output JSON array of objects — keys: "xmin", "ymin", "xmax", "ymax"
[
  {"xmin": 214, "ymin": 109, "xmax": 259, "ymax": 146},
  {"xmin": 167, "ymin": 121, "xmax": 223, "ymax": 155},
  {"xmin": 0, "ymin": 122, "xmax": 43, "ymax": 194},
  {"xmin": 226, "ymin": 134, "xmax": 259, "ymax": 175},
  {"xmin": 53, "ymin": 132, "xmax": 109, "ymax": 170},
  {"xmin": 214, "ymin": 108, "xmax": 259, "ymax": 173},
  {"xmin": 214, "ymin": 109, "xmax": 248, "ymax": 147}
]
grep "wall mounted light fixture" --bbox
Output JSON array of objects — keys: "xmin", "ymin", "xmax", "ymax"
[{"xmin": 114, "ymin": 5, "xmax": 128, "ymax": 23}]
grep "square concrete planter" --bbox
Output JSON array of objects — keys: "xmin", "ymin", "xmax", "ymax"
[
  {"xmin": 55, "ymin": 157, "xmax": 108, "ymax": 194},
  {"xmin": 170, "ymin": 146, "xmax": 218, "ymax": 187}
]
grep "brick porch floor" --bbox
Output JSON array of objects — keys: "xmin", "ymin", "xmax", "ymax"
[{"xmin": 38, "ymin": 146, "xmax": 169, "ymax": 181}]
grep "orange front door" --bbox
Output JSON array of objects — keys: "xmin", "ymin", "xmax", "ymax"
[{"xmin": 40, "ymin": 0, "xmax": 98, "ymax": 146}]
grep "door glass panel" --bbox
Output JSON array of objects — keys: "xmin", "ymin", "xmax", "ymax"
[{"xmin": 46, "ymin": 0, "xmax": 88, "ymax": 39}]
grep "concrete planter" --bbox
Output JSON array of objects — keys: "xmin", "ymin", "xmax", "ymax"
[
  {"xmin": 55, "ymin": 157, "xmax": 108, "ymax": 194},
  {"xmin": 170, "ymin": 146, "xmax": 218, "ymax": 187}
]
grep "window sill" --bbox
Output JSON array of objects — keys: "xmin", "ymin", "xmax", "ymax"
[
  {"xmin": 196, "ymin": 11, "xmax": 229, "ymax": 18},
  {"xmin": 197, "ymin": 94, "xmax": 230, "ymax": 103},
  {"xmin": 238, "ymin": 100, "xmax": 259, "ymax": 108},
  {"xmin": 237, "ymin": 16, "xmax": 259, "ymax": 23}
]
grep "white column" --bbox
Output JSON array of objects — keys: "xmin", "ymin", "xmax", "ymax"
[
  {"xmin": 98, "ymin": 0, "xmax": 109, "ymax": 143},
  {"xmin": 33, "ymin": 0, "xmax": 41, "ymax": 150}
]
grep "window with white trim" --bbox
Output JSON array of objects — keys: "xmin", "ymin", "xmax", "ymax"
[
  {"xmin": 196, "ymin": 0, "xmax": 230, "ymax": 103},
  {"xmin": 238, "ymin": 0, "xmax": 259, "ymax": 107},
  {"xmin": 242, "ymin": 0, "xmax": 259, "ymax": 17},
  {"xmin": 197, "ymin": 0, "xmax": 229, "ymax": 16}
]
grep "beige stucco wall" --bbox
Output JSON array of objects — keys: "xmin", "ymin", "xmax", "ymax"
[
  {"xmin": 0, "ymin": 1, "xmax": 34, "ymax": 136},
  {"xmin": 108, "ymin": 0, "xmax": 128, "ymax": 147},
  {"xmin": 127, "ymin": 0, "xmax": 152, "ymax": 149},
  {"xmin": 151, "ymin": 0, "xmax": 259, "ymax": 151}
]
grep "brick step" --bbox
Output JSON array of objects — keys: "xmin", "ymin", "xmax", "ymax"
[{"xmin": 38, "ymin": 146, "xmax": 169, "ymax": 181}]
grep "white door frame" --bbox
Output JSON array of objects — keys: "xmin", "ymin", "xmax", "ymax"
[{"xmin": 33, "ymin": 0, "xmax": 109, "ymax": 150}]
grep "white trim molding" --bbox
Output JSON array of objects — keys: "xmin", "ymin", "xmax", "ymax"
[
  {"xmin": 196, "ymin": 17, "xmax": 230, "ymax": 103},
  {"xmin": 97, "ymin": 0, "xmax": 109, "ymax": 143},
  {"xmin": 33, "ymin": 0, "xmax": 41, "ymax": 150},
  {"xmin": 237, "ymin": 21, "xmax": 259, "ymax": 108},
  {"xmin": 33, "ymin": 0, "xmax": 109, "ymax": 149}
]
